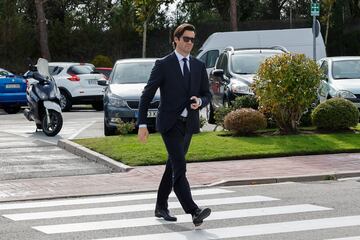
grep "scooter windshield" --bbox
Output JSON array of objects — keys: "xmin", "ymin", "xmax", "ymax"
[{"xmin": 37, "ymin": 58, "xmax": 50, "ymax": 77}]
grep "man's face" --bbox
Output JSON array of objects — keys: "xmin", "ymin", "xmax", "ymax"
[{"xmin": 174, "ymin": 30, "xmax": 195, "ymax": 55}]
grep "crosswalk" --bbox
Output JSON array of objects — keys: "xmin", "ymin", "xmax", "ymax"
[{"xmin": 1, "ymin": 187, "xmax": 360, "ymax": 240}]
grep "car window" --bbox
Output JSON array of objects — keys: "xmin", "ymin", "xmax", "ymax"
[
  {"xmin": 0, "ymin": 69, "xmax": 12, "ymax": 77},
  {"xmin": 49, "ymin": 66, "xmax": 64, "ymax": 76},
  {"xmin": 200, "ymin": 50, "xmax": 219, "ymax": 69},
  {"xmin": 67, "ymin": 65, "xmax": 94, "ymax": 75},
  {"xmin": 111, "ymin": 62, "xmax": 155, "ymax": 84},
  {"xmin": 231, "ymin": 53, "xmax": 277, "ymax": 74},
  {"xmin": 215, "ymin": 54, "xmax": 225, "ymax": 69},
  {"xmin": 320, "ymin": 61, "xmax": 328, "ymax": 77},
  {"xmin": 332, "ymin": 60, "xmax": 360, "ymax": 79}
]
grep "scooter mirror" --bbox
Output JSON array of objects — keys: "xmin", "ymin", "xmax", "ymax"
[{"xmin": 37, "ymin": 58, "xmax": 50, "ymax": 78}]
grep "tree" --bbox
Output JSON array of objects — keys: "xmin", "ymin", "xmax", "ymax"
[
  {"xmin": 34, "ymin": 0, "xmax": 51, "ymax": 60},
  {"xmin": 133, "ymin": 0, "xmax": 173, "ymax": 58},
  {"xmin": 229, "ymin": 0, "xmax": 237, "ymax": 30},
  {"xmin": 321, "ymin": 0, "xmax": 336, "ymax": 46}
]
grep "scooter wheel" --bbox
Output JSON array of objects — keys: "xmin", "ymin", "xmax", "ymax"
[{"xmin": 42, "ymin": 110, "xmax": 63, "ymax": 136}]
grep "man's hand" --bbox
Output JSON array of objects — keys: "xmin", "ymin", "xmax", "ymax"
[
  {"xmin": 190, "ymin": 96, "xmax": 201, "ymax": 110},
  {"xmin": 138, "ymin": 127, "xmax": 149, "ymax": 143}
]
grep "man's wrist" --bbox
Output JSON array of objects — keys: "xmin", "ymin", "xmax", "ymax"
[{"xmin": 139, "ymin": 124, "xmax": 147, "ymax": 128}]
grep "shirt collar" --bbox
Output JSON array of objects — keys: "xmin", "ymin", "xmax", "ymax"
[{"xmin": 174, "ymin": 50, "xmax": 190, "ymax": 62}]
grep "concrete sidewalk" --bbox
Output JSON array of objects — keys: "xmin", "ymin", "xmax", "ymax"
[{"xmin": 1, "ymin": 152, "xmax": 360, "ymax": 202}]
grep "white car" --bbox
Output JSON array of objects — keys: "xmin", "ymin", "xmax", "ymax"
[
  {"xmin": 48, "ymin": 62, "xmax": 106, "ymax": 111},
  {"xmin": 318, "ymin": 56, "xmax": 360, "ymax": 109}
]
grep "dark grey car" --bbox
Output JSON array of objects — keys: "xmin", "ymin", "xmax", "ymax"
[{"xmin": 99, "ymin": 58, "xmax": 159, "ymax": 136}]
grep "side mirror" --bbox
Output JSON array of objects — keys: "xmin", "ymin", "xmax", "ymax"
[
  {"xmin": 98, "ymin": 79, "xmax": 108, "ymax": 86},
  {"xmin": 212, "ymin": 69, "xmax": 224, "ymax": 77}
]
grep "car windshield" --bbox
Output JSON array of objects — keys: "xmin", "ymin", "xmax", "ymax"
[
  {"xmin": 332, "ymin": 60, "xmax": 360, "ymax": 79},
  {"xmin": 68, "ymin": 65, "xmax": 94, "ymax": 75},
  {"xmin": 231, "ymin": 53, "xmax": 277, "ymax": 74},
  {"xmin": 112, "ymin": 62, "xmax": 155, "ymax": 84},
  {"xmin": 0, "ymin": 69, "xmax": 12, "ymax": 77}
]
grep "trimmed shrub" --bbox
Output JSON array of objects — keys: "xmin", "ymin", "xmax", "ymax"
[
  {"xmin": 311, "ymin": 98, "xmax": 359, "ymax": 130},
  {"xmin": 92, "ymin": 55, "xmax": 113, "ymax": 67},
  {"xmin": 231, "ymin": 95, "xmax": 259, "ymax": 110},
  {"xmin": 253, "ymin": 53, "xmax": 322, "ymax": 134},
  {"xmin": 224, "ymin": 108, "xmax": 267, "ymax": 135}
]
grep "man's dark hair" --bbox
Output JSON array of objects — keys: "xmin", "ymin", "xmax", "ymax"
[{"xmin": 172, "ymin": 23, "xmax": 195, "ymax": 48}]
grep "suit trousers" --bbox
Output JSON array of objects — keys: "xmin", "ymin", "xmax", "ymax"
[{"xmin": 156, "ymin": 119, "xmax": 198, "ymax": 214}]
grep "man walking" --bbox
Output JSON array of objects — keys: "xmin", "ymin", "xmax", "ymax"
[{"xmin": 137, "ymin": 23, "xmax": 212, "ymax": 227}]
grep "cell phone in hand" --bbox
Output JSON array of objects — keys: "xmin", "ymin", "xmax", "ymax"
[{"xmin": 190, "ymin": 98, "xmax": 197, "ymax": 104}]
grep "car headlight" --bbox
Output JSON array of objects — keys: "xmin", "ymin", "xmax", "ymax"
[
  {"xmin": 230, "ymin": 82, "xmax": 253, "ymax": 94},
  {"xmin": 334, "ymin": 90, "xmax": 357, "ymax": 99},
  {"xmin": 108, "ymin": 93, "xmax": 127, "ymax": 107}
]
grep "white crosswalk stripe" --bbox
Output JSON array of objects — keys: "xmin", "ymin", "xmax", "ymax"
[
  {"xmin": 0, "ymin": 188, "xmax": 233, "ymax": 210},
  {"xmin": 326, "ymin": 237, "xmax": 360, "ymax": 240},
  {"xmin": 3, "ymin": 195, "xmax": 278, "ymax": 220},
  {"xmin": 92, "ymin": 216, "xmax": 360, "ymax": 240},
  {"xmin": 32, "ymin": 204, "xmax": 331, "ymax": 234},
  {"xmin": 1, "ymin": 188, "xmax": 360, "ymax": 240}
]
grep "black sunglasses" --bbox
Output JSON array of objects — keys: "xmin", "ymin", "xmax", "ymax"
[{"xmin": 182, "ymin": 36, "xmax": 195, "ymax": 43}]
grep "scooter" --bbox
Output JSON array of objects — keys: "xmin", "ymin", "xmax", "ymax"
[{"xmin": 23, "ymin": 58, "xmax": 63, "ymax": 136}]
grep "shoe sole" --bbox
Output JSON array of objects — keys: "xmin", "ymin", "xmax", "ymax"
[{"xmin": 193, "ymin": 208, "xmax": 211, "ymax": 226}]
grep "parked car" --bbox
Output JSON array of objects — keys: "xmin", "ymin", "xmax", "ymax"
[
  {"xmin": 98, "ymin": 58, "xmax": 158, "ymax": 136},
  {"xmin": 0, "ymin": 68, "xmax": 27, "ymax": 114},
  {"xmin": 197, "ymin": 28, "xmax": 326, "ymax": 76},
  {"xmin": 207, "ymin": 46, "xmax": 287, "ymax": 123},
  {"xmin": 318, "ymin": 56, "xmax": 360, "ymax": 109},
  {"xmin": 95, "ymin": 67, "xmax": 112, "ymax": 80},
  {"xmin": 45, "ymin": 62, "xmax": 107, "ymax": 111}
]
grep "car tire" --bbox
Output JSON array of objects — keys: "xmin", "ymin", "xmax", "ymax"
[
  {"xmin": 60, "ymin": 90, "xmax": 72, "ymax": 112},
  {"xmin": 4, "ymin": 106, "xmax": 21, "ymax": 114},
  {"xmin": 104, "ymin": 121, "xmax": 117, "ymax": 136},
  {"xmin": 92, "ymin": 102, "xmax": 104, "ymax": 111}
]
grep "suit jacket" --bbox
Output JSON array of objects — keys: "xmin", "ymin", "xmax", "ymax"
[{"xmin": 137, "ymin": 52, "xmax": 212, "ymax": 134}]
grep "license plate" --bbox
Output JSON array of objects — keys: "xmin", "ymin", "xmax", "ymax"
[
  {"xmin": 147, "ymin": 110, "xmax": 157, "ymax": 118},
  {"xmin": 135, "ymin": 110, "xmax": 157, "ymax": 118},
  {"xmin": 88, "ymin": 79, "xmax": 98, "ymax": 85},
  {"xmin": 6, "ymin": 84, "xmax": 20, "ymax": 89}
]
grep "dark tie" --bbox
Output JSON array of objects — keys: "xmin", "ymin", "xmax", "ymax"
[{"xmin": 182, "ymin": 58, "xmax": 190, "ymax": 89}]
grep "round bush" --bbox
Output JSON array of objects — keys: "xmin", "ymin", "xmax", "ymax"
[
  {"xmin": 311, "ymin": 98, "xmax": 359, "ymax": 130},
  {"xmin": 224, "ymin": 108, "xmax": 267, "ymax": 135}
]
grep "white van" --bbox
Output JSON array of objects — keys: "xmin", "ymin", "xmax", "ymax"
[{"xmin": 196, "ymin": 28, "xmax": 327, "ymax": 75}]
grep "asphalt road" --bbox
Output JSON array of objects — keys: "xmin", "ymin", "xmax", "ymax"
[{"xmin": 1, "ymin": 179, "xmax": 360, "ymax": 240}]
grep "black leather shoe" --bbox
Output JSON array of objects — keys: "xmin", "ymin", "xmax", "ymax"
[
  {"xmin": 192, "ymin": 207, "xmax": 211, "ymax": 227},
  {"xmin": 155, "ymin": 208, "xmax": 177, "ymax": 221}
]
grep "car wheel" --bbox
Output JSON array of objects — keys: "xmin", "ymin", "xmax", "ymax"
[
  {"xmin": 60, "ymin": 90, "xmax": 72, "ymax": 112},
  {"xmin": 206, "ymin": 103, "xmax": 215, "ymax": 124},
  {"xmin": 4, "ymin": 106, "xmax": 21, "ymax": 114},
  {"xmin": 104, "ymin": 121, "xmax": 117, "ymax": 136},
  {"xmin": 92, "ymin": 102, "xmax": 104, "ymax": 111}
]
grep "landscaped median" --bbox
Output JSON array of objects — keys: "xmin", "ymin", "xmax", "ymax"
[{"xmin": 73, "ymin": 125, "xmax": 360, "ymax": 166}]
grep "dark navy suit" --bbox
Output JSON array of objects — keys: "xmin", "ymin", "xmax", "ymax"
[{"xmin": 137, "ymin": 52, "xmax": 212, "ymax": 214}]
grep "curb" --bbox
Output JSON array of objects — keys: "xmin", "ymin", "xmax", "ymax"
[
  {"xmin": 208, "ymin": 171, "xmax": 360, "ymax": 186},
  {"xmin": 57, "ymin": 139, "xmax": 133, "ymax": 172}
]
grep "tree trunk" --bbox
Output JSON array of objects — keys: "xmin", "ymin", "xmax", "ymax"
[
  {"xmin": 230, "ymin": 0, "xmax": 237, "ymax": 31},
  {"xmin": 34, "ymin": 0, "xmax": 51, "ymax": 60},
  {"xmin": 142, "ymin": 20, "xmax": 147, "ymax": 58}
]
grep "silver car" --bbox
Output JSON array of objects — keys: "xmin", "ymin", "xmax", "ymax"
[
  {"xmin": 318, "ymin": 56, "xmax": 360, "ymax": 109},
  {"xmin": 100, "ymin": 58, "xmax": 159, "ymax": 136}
]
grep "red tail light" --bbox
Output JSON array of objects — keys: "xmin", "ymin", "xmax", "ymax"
[{"xmin": 67, "ymin": 74, "xmax": 80, "ymax": 81}]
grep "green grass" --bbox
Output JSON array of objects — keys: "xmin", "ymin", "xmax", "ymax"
[{"xmin": 74, "ymin": 125, "xmax": 360, "ymax": 166}]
